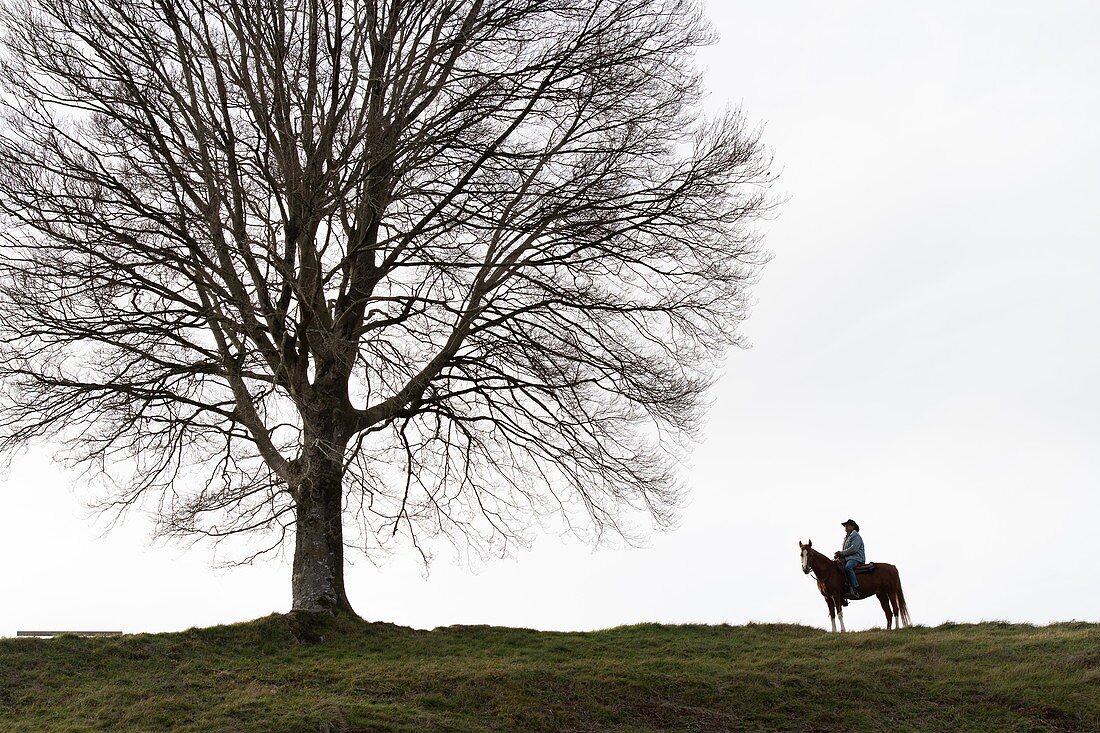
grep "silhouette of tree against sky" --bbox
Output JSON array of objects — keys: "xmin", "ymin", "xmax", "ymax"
[{"xmin": 0, "ymin": 0, "xmax": 772, "ymax": 614}]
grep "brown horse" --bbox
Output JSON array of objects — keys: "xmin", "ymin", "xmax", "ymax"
[{"xmin": 799, "ymin": 540, "xmax": 911, "ymax": 632}]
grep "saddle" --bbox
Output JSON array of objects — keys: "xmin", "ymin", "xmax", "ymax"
[{"xmin": 836, "ymin": 560, "xmax": 876, "ymax": 574}]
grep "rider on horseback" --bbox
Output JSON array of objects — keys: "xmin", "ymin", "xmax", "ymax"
[{"xmin": 836, "ymin": 519, "xmax": 865, "ymax": 598}]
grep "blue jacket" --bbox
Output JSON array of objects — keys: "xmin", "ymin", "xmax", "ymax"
[{"xmin": 840, "ymin": 531, "xmax": 865, "ymax": 564}]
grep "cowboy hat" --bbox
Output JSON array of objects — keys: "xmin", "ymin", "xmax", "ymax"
[{"xmin": 841, "ymin": 518, "xmax": 860, "ymax": 531}]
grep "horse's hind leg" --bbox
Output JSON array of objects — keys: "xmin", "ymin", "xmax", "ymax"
[
  {"xmin": 889, "ymin": 587, "xmax": 901, "ymax": 629},
  {"xmin": 878, "ymin": 593, "xmax": 892, "ymax": 629}
]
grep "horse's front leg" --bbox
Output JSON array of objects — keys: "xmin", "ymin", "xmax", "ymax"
[
  {"xmin": 825, "ymin": 596, "xmax": 837, "ymax": 633},
  {"xmin": 836, "ymin": 596, "xmax": 847, "ymax": 633}
]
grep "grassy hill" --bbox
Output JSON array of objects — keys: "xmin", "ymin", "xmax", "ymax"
[{"xmin": 1, "ymin": 614, "xmax": 1097, "ymax": 732}]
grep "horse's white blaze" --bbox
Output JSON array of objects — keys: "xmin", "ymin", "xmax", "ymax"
[{"xmin": 801, "ymin": 547, "xmax": 810, "ymax": 574}]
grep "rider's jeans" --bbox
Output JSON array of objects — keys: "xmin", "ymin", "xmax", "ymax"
[{"xmin": 844, "ymin": 559, "xmax": 860, "ymax": 589}]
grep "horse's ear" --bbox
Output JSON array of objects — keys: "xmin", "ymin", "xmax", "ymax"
[{"xmin": 807, "ymin": 539, "xmax": 812, "ymax": 547}]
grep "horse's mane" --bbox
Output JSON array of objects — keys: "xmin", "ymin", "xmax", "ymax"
[{"xmin": 805, "ymin": 544, "xmax": 837, "ymax": 569}]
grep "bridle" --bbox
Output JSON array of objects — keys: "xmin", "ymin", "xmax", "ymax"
[{"xmin": 801, "ymin": 546, "xmax": 822, "ymax": 582}]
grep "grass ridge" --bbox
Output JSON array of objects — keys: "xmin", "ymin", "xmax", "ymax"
[{"xmin": 1, "ymin": 615, "xmax": 1097, "ymax": 732}]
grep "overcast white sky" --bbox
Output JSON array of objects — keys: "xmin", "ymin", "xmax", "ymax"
[{"xmin": 2, "ymin": 1, "xmax": 1098, "ymax": 635}]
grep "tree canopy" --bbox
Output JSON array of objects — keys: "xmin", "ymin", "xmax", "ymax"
[{"xmin": 0, "ymin": 0, "xmax": 772, "ymax": 612}]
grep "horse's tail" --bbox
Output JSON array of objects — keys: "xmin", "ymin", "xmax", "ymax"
[{"xmin": 895, "ymin": 570, "xmax": 911, "ymax": 627}]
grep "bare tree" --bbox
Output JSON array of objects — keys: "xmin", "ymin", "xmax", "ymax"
[{"xmin": 0, "ymin": 0, "xmax": 772, "ymax": 614}]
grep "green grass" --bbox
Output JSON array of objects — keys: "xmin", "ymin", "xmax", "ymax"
[{"xmin": 1, "ymin": 614, "xmax": 1097, "ymax": 732}]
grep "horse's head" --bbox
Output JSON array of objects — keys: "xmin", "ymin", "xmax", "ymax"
[{"xmin": 799, "ymin": 540, "xmax": 813, "ymax": 574}]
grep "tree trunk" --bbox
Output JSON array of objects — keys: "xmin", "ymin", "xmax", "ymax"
[{"xmin": 291, "ymin": 440, "xmax": 356, "ymax": 615}]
